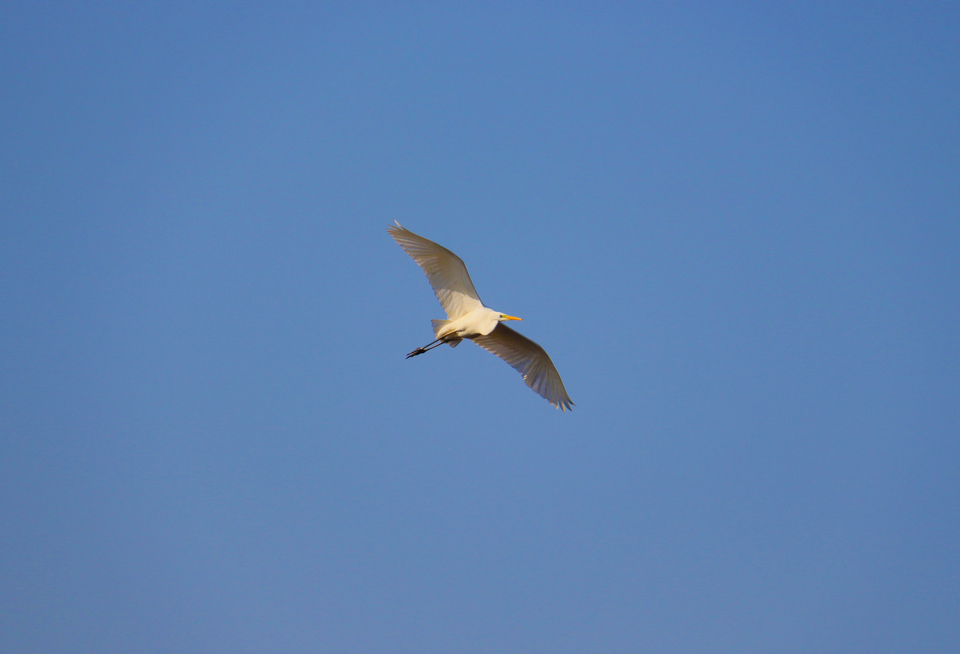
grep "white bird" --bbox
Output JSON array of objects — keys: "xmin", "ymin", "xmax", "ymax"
[{"xmin": 388, "ymin": 221, "xmax": 573, "ymax": 411}]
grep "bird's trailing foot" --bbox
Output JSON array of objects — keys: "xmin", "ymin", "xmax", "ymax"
[{"xmin": 406, "ymin": 338, "xmax": 445, "ymax": 358}]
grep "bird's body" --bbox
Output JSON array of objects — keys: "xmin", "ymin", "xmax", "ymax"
[
  {"xmin": 432, "ymin": 307, "xmax": 501, "ymax": 342},
  {"xmin": 388, "ymin": 222, "xmax": 573, "ymax": 411}
]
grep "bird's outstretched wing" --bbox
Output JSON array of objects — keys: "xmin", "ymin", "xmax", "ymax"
[
  {"xmin": 388, "ymin": 222, "xmax": 484, "ymax": 319},
  {"xmin": 472, "ymin": 323, "xmax": 574, "ymax": 411}
]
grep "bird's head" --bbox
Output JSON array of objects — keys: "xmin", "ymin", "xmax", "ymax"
[{"xmin": 498, "ymin": 313, "xmax": 522, "ymax": 322}]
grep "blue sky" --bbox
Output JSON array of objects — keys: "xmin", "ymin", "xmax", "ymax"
[{"xmin": 2, "ymin": 2, "xmax": 958, "ymax": 652}]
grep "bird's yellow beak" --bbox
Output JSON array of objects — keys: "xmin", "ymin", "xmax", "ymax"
[{"xmin": 501, "ymin": 314, "xmax": 522, "ymax": 321}]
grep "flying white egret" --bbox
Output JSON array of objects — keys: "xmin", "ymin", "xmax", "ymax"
[{"xmin": 388, "ymin": 221, "xmax": 573, "ymax": 411}]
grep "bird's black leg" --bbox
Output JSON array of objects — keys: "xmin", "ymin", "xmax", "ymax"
[{"xmin": 406, "ymin": 338, "xmax": 446, "ymax": 358}]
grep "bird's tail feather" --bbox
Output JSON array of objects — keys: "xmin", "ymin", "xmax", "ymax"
[{"xmin": 431, "ymin": 320, "xmax": 461, "ymax": 347}]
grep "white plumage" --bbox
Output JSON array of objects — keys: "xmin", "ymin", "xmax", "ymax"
[{"xmin": 389, "ymin": 222, "xmax": 573, "ymax": 411}]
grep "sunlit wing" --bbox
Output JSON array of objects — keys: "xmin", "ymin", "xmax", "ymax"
[
  {"xmin": 472, "ymin": 323, "xmax": 574, "ymax": 411},
  {"xmin": 388, "ymin": 222, "xmax": 484, "ymax": 319}
]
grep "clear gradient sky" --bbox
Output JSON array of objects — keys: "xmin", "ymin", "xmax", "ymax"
[{"xmin": 2, "ymin": 2, "xmax": 958, "ymax": 653}]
